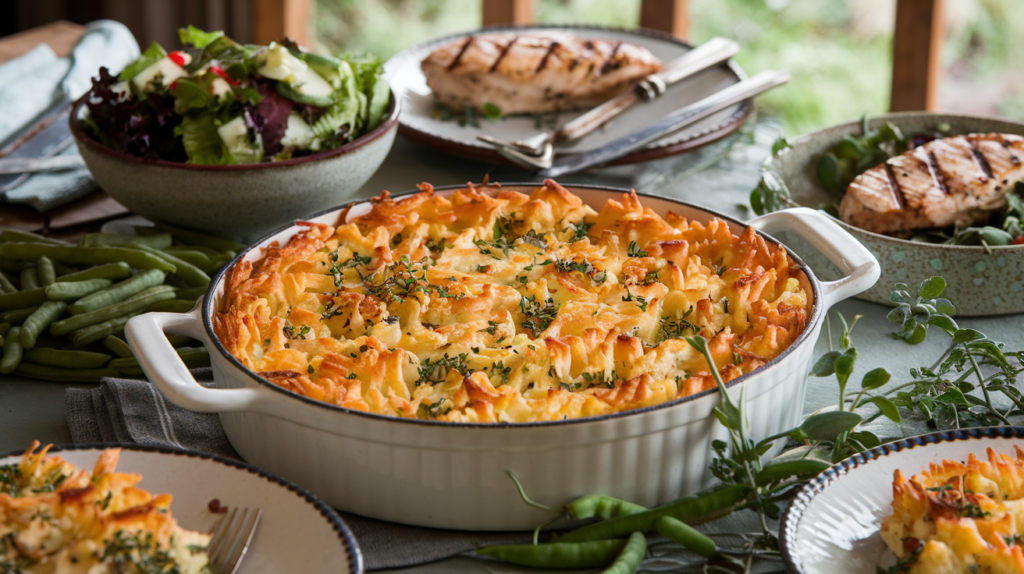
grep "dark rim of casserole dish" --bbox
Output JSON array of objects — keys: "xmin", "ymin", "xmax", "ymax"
[{"xmin": 200, "ymin": 183, "xmax": 826, "ymax": 428}]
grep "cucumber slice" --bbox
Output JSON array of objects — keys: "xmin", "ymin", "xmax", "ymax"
[
  {"xmin": 276, "ymin": 81, "xmax": 334, "ymax": 107},
  {"xmin": 257, "ymin": 43, "xmax": 307, "ymax": 81},
  {"xmin": 292, "ymin": 51, "xmax": 345, "ymax": 88}
]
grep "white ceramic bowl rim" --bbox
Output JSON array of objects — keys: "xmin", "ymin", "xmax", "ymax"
[
  {"xmin": 69, "ymin": 90, "xmax": 401, "ymax": 171},
  {"xmin": 0, "ymin": 441, "xmax": 364, "ymax": 574},
  {"xmin": 197, "ymin": 183, "xmax": 826, "ymax": 429},
  {"xmin": 769, "ymin": 111, "xmax": 1024, "ymax": 252},
  {"xmin": 778, "ymin": 426, "xmax": 1024, "ymax": 574}
]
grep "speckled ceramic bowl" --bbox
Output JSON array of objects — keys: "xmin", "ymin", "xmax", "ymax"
[
  {"xmin": 70, "ymin": 94, "xmax": 400, "ymax": 243},
  {"xmin": 764, "ymin": 112, "xmax": 1024, "ymax": 316}
]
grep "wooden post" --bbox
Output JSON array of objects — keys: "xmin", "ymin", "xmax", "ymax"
[
  {"xmin": 482, "ymin": 0, "xmax": 535, "ymax": 27},
  {"xmin": 890, "ymin": 0, "xmax": 944, "ymax": 112},
  {"xmin": 251, "ymin": 0, "xmax": 311, "ymax": 46},
  {"xmin": 640, "ymin": 0, "xmax": 688, "ymax": 40}
]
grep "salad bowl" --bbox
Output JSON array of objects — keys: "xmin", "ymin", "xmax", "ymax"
[{"xmin": 125, "ymin": 183, "xmax": 879, "ymax": 531}]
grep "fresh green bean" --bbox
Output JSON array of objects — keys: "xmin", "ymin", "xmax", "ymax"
[
  {"xmin": 36, "ymin": 256, "xmax": 55, "ymax": 287},
  {"xmin": 70, "ymin": 311, "xmax": 143, "ymax": 346},
  {"xmin": 14, "ymin": 363, "xmax": 123, "ymax": 382},
  {"xmin": 175, "ymin": 286, "xmax": 207, "ymax": 301},
  {"xmin": 166, "ymin": 335, "xmax": 199, "ymax": 348},
  {"xmin": 81, "ymin": 232, "xmax": 174, "ymax": 249},
  {"xmin": 0, "ymin": 270, "xmax": 16, "ymax": 293},
  {"xmin": 601, "ymin": 531, "xmax": 646, "ymax": 574},
  {"xmin": 0, "ymin": 323, "xmax": 9, "ymax": 338},
  {"xmin": 566, "ymin": 496, "xmax": 647, "ymax": 521},
  {"xmin": 56, "ymin": 262, "xmax": 133, "ymax": 282},
  {"xmin": 23, "ymin": 347, "xmax": 112, "ymax": 369},
  {"xmin": 478, "ymin": 539, "xmax": 628, "ymax": 569},
  {"xmin": 68, "ymin": 269, "xmax": 166, "ymax": 315},
  {"xmin": 0, "ymin": 288, "xmax": 47, "ymax": 313},
  {"xmin": 52, "ymin": 285, "xmax": 175, "ymax": 337},
  {"xmin": 158, "ymin": 248, "xmax": 213, "ymax": 270},
  {"xmin": 20, "ymin": 301, "xmax": 66, "ymax": 349},
  {"xmin": 129, "ymin": 244, "xmax": 209, "ymax": 287},
  {"xmin": 103, "ymin": 336, "xmax": 134, "ymax": 358},
  {"xmin": 0, "ymin": 243, "xmax": 175, "ymax": 273},
  {"xmin": 654, "ymin": 516, "xmax": 716, "ymax": 558},
  {"xmin": 2, "ymin": 305, "xmax": 40, "ymax": 325},
  {"xmin": 46, "ymin": 279, "xmax": 114, "ymax": 301},
  {"xmin": 1, "ymin": 326, "xmax": 24, "ymax": 374},
  {"xmin": 53, "ymin": 263, "xmax": 74, "ymax": 275},
  {"xmin": 118, "ymin": 366, "xmax": 146, "ymax": 378},
  {"xmin": 153, "ymin": 222, "xmax": 245, "ymax": 252},
  {"xmin": 146, "ymin": 299, "xmax": 195, "ymax": 313},
  {"xmin": 0, "ymin": 259, "xmax": 31, "ymax": 273},
  {"xmin": 20, "ymin": 267, "xmax": 39, "ymax": 291},
  {"xmin": 0, "ymin": 230, "xmax": 70, "ymax": 245},
  {"xmin": 553, "ymin": 484, "xmax": 752, "ymax": 544},
  {"xmin": 109, "ymin": 347, "xmax": 209, "ymax": 369}
]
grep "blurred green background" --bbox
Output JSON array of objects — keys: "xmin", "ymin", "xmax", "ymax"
[{"xmin": 313, "ymin": 0, "xmax": 1024, "ymax": 138}]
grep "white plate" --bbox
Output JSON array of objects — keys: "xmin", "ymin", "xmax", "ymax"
[
  {"xmin": 383, "ymin": 25, "xmax": 751, "ymax": 165},
  {"xmin": 780, "ymin": 427, "xmax": 1024, "ymax": 573},
  {"xmin": 0, "ymin": 444, "xmax": 363, "ymax": 574}
]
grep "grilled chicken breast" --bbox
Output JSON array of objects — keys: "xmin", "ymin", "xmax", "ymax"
[
  {"xmin": 422, "ymin": 32, "xmax": 663, "ymax": 115},
  {"xmin": 840, "ymin": 133, "xmax": 1024, "ymax": 235}
]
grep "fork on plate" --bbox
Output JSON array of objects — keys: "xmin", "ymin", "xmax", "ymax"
[{"xmin": 207, "ymin": 506, "xmax": 263, "ymax": 574}]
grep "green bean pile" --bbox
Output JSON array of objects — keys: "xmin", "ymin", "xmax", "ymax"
[{"xmin": 0, "ymin": 224, "xmax": 243, "ymax": 382}]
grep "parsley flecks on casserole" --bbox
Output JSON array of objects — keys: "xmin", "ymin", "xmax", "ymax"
[
  {"xmin": 0, "ymin": 442, "xmax": 210, "ymax": 574},
  {"xmin": 881, "ymin": 448, "xmax": 1024, "ymax": 573},
  {"xmin": 214, "ymin": 180, "xmax": 811, "ymax": 423}
]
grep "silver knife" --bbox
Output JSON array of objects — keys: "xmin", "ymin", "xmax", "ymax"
[
  {"xmin": 0, "ymin": 100, "xmax": 74, "ymax": 193},
  {"xmin": 537, "ymin": 70, "xmax": 790, "ymax": 178}
]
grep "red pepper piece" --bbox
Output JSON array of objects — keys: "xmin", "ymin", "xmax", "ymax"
[
  {"xmin": 1014, "ymin": 235, "xmax": 1024, "ymax": 245},
  {"xmin": 168, "ymin": 51, "xmax": 187, "ymax": 67},
  {"xmin": 210, "ymin": 66, "xmax": 240, "ymax": 86}
]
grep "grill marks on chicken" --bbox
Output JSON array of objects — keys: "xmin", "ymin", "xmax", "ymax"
[
  {"xmin": 422, "ymin": 32, "xmax": 663, "ymax": 115},
  {"xmin": 839, "ymin": 133, "xmax": 1024, "ymax": 235}
]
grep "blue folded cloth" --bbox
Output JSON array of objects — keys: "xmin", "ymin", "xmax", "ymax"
[{"xmin": 1, "ymin": 20, "xmax": 139, "ymax": 212}]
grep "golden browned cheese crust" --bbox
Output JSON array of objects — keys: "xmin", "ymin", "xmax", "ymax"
[
  {"xmin": 214, "ymin": 180, "xmax": 811, "ymax": 423},
  {"xmin": 881, "ymin": 448, "xmax": 1024, "ymax": 573}
]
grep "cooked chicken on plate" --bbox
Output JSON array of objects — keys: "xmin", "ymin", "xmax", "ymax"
[
  {"xmin": 839, "ymin": 133, "xmax": 1024, "ymax": 236},
  {"xmin": 421, "ymin": 32, "xmax": 663, "ymax": 116}
]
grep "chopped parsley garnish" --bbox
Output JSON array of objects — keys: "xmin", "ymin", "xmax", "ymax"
[
  {"xmin": 308, "ymin": 364, "xmax": 315, "ymax": 374},
  {"xmin": 959, "ymin": 503, "xmax": 991, "ymax": 518},
  {"xmin": 582, "ymin": 371, "xmax": 616, "ymax": 388},
  {"xmin": 627, "ymin": 241, "xmax": 648, "ymax": 258},
  {"xmin": 416, "ymin": 353, "xmax": 472, "ymax": 386},
  {"xmin": 560, "ymin": 381, "xmax": 583, "ymax": 391},
  {"xmin": 564, "ymin": 219, "xmax": 592, "ymax": 243},
  {"xmin": 657, "ymin": 307, "xmax": 698, "ymax": 341},
  {"xmin": 519, "ymin": 295, "xmax": 558, "ymax": 337},
  {"xmin": 102, "ymin": 529, "xmax": 179, "ymax": 573},
  {"xmin": 283, "ymin": 324, "xmax": 311, "ymax": 340},
  {"xmin": 346, "ymin": 372, "xmax": 358, "ymax": 379},
  {"xmin": 622, "ymin": 289, "xmax": 649, "ymax": 312},
  {"xmin": 476, "ymin": 264, "xmax": 489, "ymax": 272},
  {"xmin": 554, "ymin": 257, "xmax": 606, "ymax": 284},
  {"xmin": 489, "ymin": 360, "xmax": 512, "ymax": 386},
  {"xmin": 479, "ymin": 321, "xmax": 499, "ymax": 335},
  {"xmin": 642, "ymin": 269, "xmax": 661, "ymax": 285},
  {"xmin": 419, "ymin": 398, "xmax": 451, "ymax": 418},
  {"xmin": 363, "ymin": 256, "xmax": 462, "ymax": 303}
]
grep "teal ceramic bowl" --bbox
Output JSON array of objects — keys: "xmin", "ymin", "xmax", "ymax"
[
  {"xmin": 71, "ymin": 93, "xmax": 400, "ymax": 243},
  {"xmin": 763, "ymin": 112, "xmax": 1024, "ymax": 316}
]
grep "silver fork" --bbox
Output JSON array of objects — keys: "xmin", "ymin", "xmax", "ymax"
[{"xmin": 207, "ymin": 507, "xmax": 263, "ymax": 574}]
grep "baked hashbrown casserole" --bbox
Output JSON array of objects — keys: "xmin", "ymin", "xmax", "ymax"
[
  {"xmin": 0, "ymin": 442, "xmax": 210, "ymax": 574},
  {"xmin": 214, "ymin": 180, "xmax": 811, "ymax": 422},
  {"xmin": 881, "ymin": 448, "xmax": 1024, "ymax": 573}
]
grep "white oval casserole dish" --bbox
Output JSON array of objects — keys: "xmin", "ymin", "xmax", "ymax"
[{"xmin": 126, "ymin": 184, "xmax": 880, "ymax": 531}]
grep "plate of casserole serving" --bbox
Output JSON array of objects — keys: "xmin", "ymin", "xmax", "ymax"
[
  {"xmin": 781, "ymin": 427, "xmax": 1024, "ymax": 574},
  {"xmin": 0, "ymin": 442, "xmax": 362, "ymax": 574},
  {"xmin": 383, "ymin": 25, "xmax": 752, "ymax": 166}
]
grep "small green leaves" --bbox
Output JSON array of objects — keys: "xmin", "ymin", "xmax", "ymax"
[
  {"xmin": 889, "ymin": 277, "xmax": 958, "ymax": 343},
  {"xmin": 482, "ymin": 102, "xmax": 502, "ymax": 120},
  {"xmin": 810, "ymin": 351, "xmax": 840, "ymax": 377},
  {"xmin": 860, "ymin": 368, "xmax": 890, "ymax": 391},
  {"xmin": 749, "ymin": 168, "xmax": 797, "ymax": 216},
  {"xmin": 863, "ymin": 396, "xmax": 901, "ymax": 423},
  {"xmin": 755, "ymin": 458, "xmax": 830, "ymax": 486},
  {"xmin": 798, "ymin": 411, "xmax": 862, "ymax": 442},
  {"xmin": 817, "ymin": 152, "xmax": 843, "ymax": 194},
  {"xmin": 918, "ymin": 276, "xmax": 946, "ymax": 299},
  {"xmin": 771, "ymin": 137, "xmax": 791, "ymax": 156}
]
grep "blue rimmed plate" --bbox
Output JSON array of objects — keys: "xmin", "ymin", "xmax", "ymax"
[{"xmin": 780, "ymin": 427, "xmax": 1024, "ymax": 573}]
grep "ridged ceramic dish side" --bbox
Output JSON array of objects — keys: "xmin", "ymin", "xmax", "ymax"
[
  {"xmin": 766, "ymin": 112, "xmax": 1024, "ymax": 316},
  {"xmin": 126, "ymin": 184, "xmax": 880, "ymax": 531}
]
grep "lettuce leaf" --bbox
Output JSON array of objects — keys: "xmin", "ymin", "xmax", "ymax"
[
  {"xmin": 176, "ymin": 115, "xmax": 231, "ymax": 165},
  {"xmin": 178, "ymin": 26, "xmax": 224, "ymax": 49},
  {"xmin": 119, "ymin": 42, "xmax": 167, "ymax": 81},
  {"xmin": 366, "ymin": 76, "xmax": 390, "ymax": 132}
]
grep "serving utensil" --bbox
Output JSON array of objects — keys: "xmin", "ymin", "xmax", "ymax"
[
  {"xmin": 477, "ymin": 36, "xmax": 740, "ymax": 169},
  {"xmin": 0, "ymin": 153, "xmax": 84, "ymax": 175},
  {"xmin": 208, "ymin": 506, "xmax": 262, "ymax": 574}
]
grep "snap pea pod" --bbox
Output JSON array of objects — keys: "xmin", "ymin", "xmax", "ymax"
[
  {"xmin": 56, "ymin": 262, "xmax": 132, "ymax": 282},
  {"xmin": 553, "ymin": 484, "xmax": 752, "ymax": 543},
  {"xmin": 0, "ymin": 243, "xmax": 175, "ymax": 273},
  {"xmin": 46, "ymin": 279, "xmax": 114, "ymax": 301},
  {"xmin": 0, "ymin": 230, "xmax": 70, "ymax": 245},
  {"xmin": 0, "ymin": 259, "xmax": 31, "ymax": 273},
  {"xmin": 103, "ymin": 335, "xmax": 134, "ymax": 358},
  {"xmin": 129, "ymin": 244, "xmax": 209, "ymax": 287},
  {"xmin": 14, "ymin": 363, "xmax": 124, "ymax": 382},
  {"xmin": 20, "ymin": 267, "xmax": 39, "ymax": 290},
  {"xmin": 566, "ymin": 496, "xmax": 647, "ymax": 521},
  {"xmin": 51, "ymin": 285, "xmax": 175, "ymax": 337},
  {"xmin": 1, "ymin": 326, "xmax": 23, "ymax": 374},
  {"xmin": 175, "ymin": 286, "xmax": 207, "ymax": 301},
  {"xmin": 2, "ymin": 305, "xmax": 40, "ymax": 325},
  {"xmin": 70, "ymin": 311, "xmax": 143, "ymax": 346},
  {"xmin": 0, "ymin": 270, "xmax": 16, "ymax": 293},
  {"xmin": 146, "ymin": 299, "xmax": 196, "ymax": 313},
  {"xmin": 654, "ymin": 516, "xmax": 716, "ymax": 558},
  {"xmin": 153, "ymin": 222, "xmax": 246, "ymax": 252},
  {"xmin": 159, "ymin": 249, "xmax": 213, "ymax": 270},
  {"xmin": 108, "ymin": 347, "xmax": 210, "ymax": 369},
  {"xmin": 166, "ymin": 335, "xmax": 199, "ymax": 347},
  {"xmin": 0, "ymin": 323, "xmax": 9, "ymax": 337},
  {"xmin": 68, "ymin": 269, "xmax": 166, "ymax": 315},
  {"xmin": 0, "ymin": 288, "xmax": 47, "ymax": 313},
  {"xmin": 23, "ymin": 347, "xmax": 112, "ymax": 369},
  {"xmin": 81, "ymin": 232, "xmax": 173, "ymax": 249},
  {"xmin": 478, "ymin": 539, "xmax": 628, "ymax": 569},
  {"xmin": 20, "ymin": 301, "xmax": 66, "ymax": 349},
  {"xmin": 53, "ymin": 263, "xmax": 74, "ymax": 275},
  {"xmin": 601, "ymin": 531, "xmax": 647, "ymax": 574},
  {"xmin": 36, "ymin": 256, "xmax": 55, "ymax": 287}
]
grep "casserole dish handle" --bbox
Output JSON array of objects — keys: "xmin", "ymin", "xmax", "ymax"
[
  {"xmin": 125, "ymin": 306, "xmax": 275, "ymax": 414},
  {"xmin": 748, "ymin": 207, "xmax": 880, "ymax": 310}
]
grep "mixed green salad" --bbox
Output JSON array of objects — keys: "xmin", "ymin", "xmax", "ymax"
[{"xmin": 81, "ymin": 26, "xmax": 390, "ymax": 165}]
